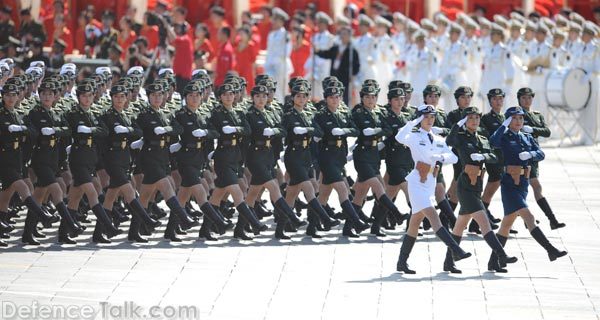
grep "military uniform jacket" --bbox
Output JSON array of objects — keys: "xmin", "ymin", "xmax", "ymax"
[
  {"xmin": 174, "ymin": 106, "xmax": 218, "ymax": 163},
  {"xmin": 136, "ymin": 106, "xmax": 181, "ymax": 154},
  {"xmin": 446, "ymin": 107, "xmax": 468, "ymax": 127},
  {"xmin": 523, "ymin": 109, "xmax": 550, "ymax": 142},
  {"xmin": 0, "ymin": 103, "xmax": 34, "ymax": 154},
  {"xmin": 480, "ymin": 109, "xmax": 505, "ymax": 163},
  {"xmin": 282, "ymin": 107, "xmax": 323, "ymax": 151},
  {"xmin": 65, "ymin": 105, "xmax": 108, "ymax": 164},
  {"xmin": 99, "ymin": 107, "xmax": 142, "ymax": 154},
  {"xmin": 209, "ymin": 104, "xmax": 250, "ymax": 152},
  {"xmin": 382, "ymin": 109, "xmax": 413, "ymax": 168},
  {"xmin": 313, "ymin": 106, "xmax": 358, "ymax": 152},
  {"xmin": 447, "ymin": 124, "xmax": 498, "ymax": 190},
  {"xmin": 245, "ymin": 105, "xmax": 283, "ymax": 152},
  {"xmin": 490, "ymin": 126, "xmax": 544, "ymax": 167},
  {"xmin": 351, "ymin": 104, "xmax": 391, "ymax": 163},
  {"xmin": 433, "ymin": 108, "xmax": 450, "ymax": 136},
  {"xmin": 26, "ymin": 104, "xmax": 71, "ymax": 164}
]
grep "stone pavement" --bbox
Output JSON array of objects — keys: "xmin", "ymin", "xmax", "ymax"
[{"xmin": 0, "ymin": 145, "xmax": 599, "ymax": 320}]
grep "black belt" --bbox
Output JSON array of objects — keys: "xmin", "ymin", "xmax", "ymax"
[
  {"xmin": 75, "ymin": 138, "xmax": 94, "ymax": 147},
  {"xmin": 252, "ymin": 139, "xmax": 272, "ymax": 147},
  {"xmin": 360, "ymin": 139, "xmax": 378, "ymax": 147},
  {"xmin": 290, "ymin": 139, "xmax": 309, "ymax": 148},
  {"xmin": 109, "ymin": 140, "xmax": 128, "ymax": 150},
  {"xmin": 323, "ymin": 139, "xmax": 345, "ymax": 147},
  {"xmin": 183, "ymin": 141, "xmax": 203, "ymax": 150},
  {"xmin": 218, "ymin": 138, "xmax": 238, "ymax": 148},
  {"xmin": 38, "ymin": 138, "xmax": 57, "ymax": 148}
]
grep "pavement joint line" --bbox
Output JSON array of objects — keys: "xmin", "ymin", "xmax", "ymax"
[
  {"xmin": 320, "ymin": 242, "xmax": 337, "ymax": 320},
  {"xmin": 375, "ymin": 238, "xmax": 383, "ymax": 320},
  {"xmin": 262, "ymin": 241, "xmax": 291, "ymax": 320},
  {"xmin": 513, "ymin": 234, "xmax": 545, "ymax": 319},
  {"xmin": 471, "ymin": 235, "xmax": 491, "ymax": 320},
  {"xmin": 158, "ymin": 245, "xmax": 196, "ymax": 306},
  {"xmin": 207, "ymin": 246, "xmax": 242, "ymax": 317},
  {"xmin": 50, "ymin": 250, "xmax": 95, "ymax": 303}
]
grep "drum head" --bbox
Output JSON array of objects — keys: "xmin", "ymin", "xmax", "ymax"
[{"xmin": 563, "ymin": 68, "xmax": 591, "ymax": 110}]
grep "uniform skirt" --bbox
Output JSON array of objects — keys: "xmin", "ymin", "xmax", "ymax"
[
  {"xmin": 31, "ymin": 148, "xmax": 59, "ymax": 187},
  {"xmin": 246, "ymin": 148, "xmax": 276, "ymax": 186},
  {"xmin": 406, "ymin": 169, "xmax": 437, "ymax": 214},
  {"xmin": 176, "ymin": 149, "xmax": 206, "ymax": 188},
  {"xmin": 104, "ymin": 150, "xmax": 132, "ymax": 189},
  {"xmin": 69, "ymin": 147, "xmax": 97, "ymax": 187},
  {"xmin": 213, "ymin": 147, "xmax": 242, "ymax": 188},
  {"xmin": 0, "ymin": 149, "xmax": 23, "ymax": 190},
  {"xmin": 457, "ymin": 174, "xmax": 486, "ymax": 215},
  {"xmin": 353, "ymin": 147, "xmax": 380, "ymax": 182},
  {"xmin": 317, "ymin": 148, "xmax": 346, "ymax": 185},
  {"xmin": 500, "ymin": 174, "xmax": 529, "ymax": 215},
  {"xmin": 284, "ymin": 148, "xmax": 313, "ymax": 186},
  {"xmin": 385, "ymin": 164, "xmax": 412, "ymax": 186},
  {"xmin": 139, "ymin": 148, "xmax": 170, "ymax": 185}
]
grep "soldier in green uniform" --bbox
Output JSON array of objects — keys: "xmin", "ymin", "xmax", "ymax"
[
  {"xmin": 518, "ymin": 87, "xmax": 565, "ymax": 230},
  {"xmin": 399, "ymin": 82, "xmax": 417, "ymax": 118},
  {"xmin": 208, "ymin": 83, "xmax": 268, "ymax": 240},
  {"xmin": 136, "ymin": 82, "xmax": 199, "ymax": 242},
  {"xmin": 444, "ymin": 106, "xmax": 518, "ymax": 273},
  {"xmin": 0, "ymin": 82, "xmax": 59, "ymax": 246},
  {"xmin": 244, "ymin": 85, "xmax": 306, "ymax": 240},
  {"xmin": 26, "ymin": 80, "xmax": 82, "ymax": 244},
  {"xmin": 65, "ymin": 81, "xmax": 121, "ymax": 244},
  {"xmin": 99, "ymin": 84, "xmax": 162, "ymax": 243}
]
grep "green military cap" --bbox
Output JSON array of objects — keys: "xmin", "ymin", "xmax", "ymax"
[
  {"xmin": 154, "ymin": 79, "xmax": 170, "ymax": 91},
  {"xmin": 400, "ymin": 82, "xmax": 413, "ymax": 93},
  {"xmin": 190, "ymin": 79, "xmax": 205, "ymax": 90},
  {"xmin": 92, "ymin": 74, "xmax": 106, "ymax": 85},
  {"xmin": 324, "ymin": 86, "xmax": 342, "ymax": 98},
  {"xmin": 360, "ymin": 85, "xmax": 378, "ymax": 96},
  {"xmin": 146, "ymin": 83, "xmax": 164, "ymax": 94},
  {"xmin": 454, "ymin": 86, "xmax": 473, "ymax": 98},
  {"xmin": 388, "ymin": 80, "xmax": 404, "ymax": 90},
  {"xmin": 184, "ymin": 82, "xmax": 202, "ymax": 95},
  {"xmin": 217, "ymin": 83, "xmax": 235, "ymax": 96},
  {"xmin": 117, "ymin": 77, "xmax": 133, "ymax": 91},
  {"xmin": 38, "ymin": 80, "xmax": 58, "ymax": 92},
  {"xmin": 255, "ymin": 74, "xmax": 272, "ymax": 84},
  {"xmin": 362, "ymin": 79, "xmax": 379, "ymax": 88},
  {"xmin": 1, "ymin": 83, "xmax": 19, "ymax": 94},
  {"xmin": 289, "ymin": 76, "xmax": 303, "ymax": 89},
  {"xmin": 387, "ymin": 87, "xmax": 405, "ymax": 99},
  {"xmin": 487, "ymin": 88, "xmax": 505, "ymax": 98},
  {"xmin": 257, "ymin": 78, "xmax": 276, "ymax": 91},
  {"xmin": 461, "ymin": 106, "xmax": 482, "ymax": 117},
  {"xmin": 110, "ymin": 84, "xmax": 128, "ymax": 96},
  {"xmin": 291, "ymin": 83, "xmax": 310, "ymax": 95},
  {"xmin": 76, "ymin": 82, "xmax": 95, "ymax": 93},
  {"xmin": 6, "ymin": 76, "xmax": 25, "ymax": 90},
  {"xmin": 423, "ymin": 84, "xmax": 441, "ymax": 96},
  {"xmin": 329, "ymin": 80, "xmax": 345, "ymax": 92},
  {"xmin": 517, "ymin": 87, "xmax": 535, "ymax": 98},
  {"xmin": 238, "ymin": 77, "xmax": 247, "ymax": 88},
  {"xmin": 251, "ymin": 85, "xmax": 269, "ymax": 96},
  {"xmin": 23, "ymin": 73, "xmax": 35, "ymax": 84},
  {"xmin": 224, "ymin": 77, "xmax": 241, "ymax": 92},
  {"xmin": 158, "ymin": 68, "xmax": 174, "ymax": 78}
]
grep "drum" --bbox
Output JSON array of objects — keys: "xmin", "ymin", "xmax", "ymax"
[{"xmin": 545, "ymin": 68, "xmax": 591, "ymax": 110}]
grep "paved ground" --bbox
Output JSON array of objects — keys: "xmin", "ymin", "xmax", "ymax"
[{"xmin": 0, "ymin": 144, "xmax": 599, "ymax": 320}]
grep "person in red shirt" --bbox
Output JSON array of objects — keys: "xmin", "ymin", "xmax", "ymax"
[
  {"xmin": 140, "ymin": 13, "xmax": 160, "ymax": 50},
  {"xmin": 257, "ymin": 6, "xmax": 272, "ymax": 51},
  {"xmin": 43, "ymin": 0, "xmax": 65, "ymax": 47},
  {"xmin": 234, "ymin": 26, "xmax": 258, "ymax": 93},
  {"xmin": 47, "ymin": 13, "xmax": 74, "ymax": 54},
  {"xmin": 214, "ymin": 26, "xmax": 236, "ymax": 86},
  {"xmin": 194, "ymin": 23, "xmax": 214, "ymax": 63},
  {"xmin": 167, "ymin": 22, "xmax": 194, "ymax": 93},
  {"xmin": 290, "ymin": 26, "xmax": 310, "ymax": 78},
  {"xmin": 117, "ymin": 16, "xmax": 137, "ymax": 60},
  {"xmin": 207, "ymin": 6, "xmax": 230, "ymax": 60},
  {"xmin": 241, "ymin": 11, "xmax": 261, "ymax": 50},
  {"xmin": 74, "ymin": 12, "xmax": 89, "ymax": 54}
]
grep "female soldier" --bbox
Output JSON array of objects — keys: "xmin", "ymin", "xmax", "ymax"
[
  {"xmin": 99, "ymin": 84, "xmax": 162, "ymax": 243},
  {"xmin": 208, "ymin": 83, "xmax": 267, "ymax": 241},
  {"xmin": 488, "ymin": 106, "xmax": 567, "ymax": 271},
  {"xmin": 0, "ymin": 82, "xmax": 59, "ymax": 246},
  {"xmin": 136, "ymin": 82, "xmax": 199, "ymax": 242},
  {"xmin": 172, "ymin": 81, "xmax": 233, "ymax": 241},
  {"xmin": 350, "ymin": 84, "xmax": 406, "ymax": 238},
  {"xmin": 27, "ymin": 80, "xmax": 82, "ymax": 244},
  {"xmin": 394, "ymin": 105, "xmax": 471, "ymax": 274},
  {"xmin": 444, "ymin": 106, "xmax": 518, "ymax": 274},
  {"xmin": 244, "ymin": 84, "xmax": 306, "ymax": 240},
  {"xmin": 65, "ymin": 81, "xmax": 121, "ymax": 244}
]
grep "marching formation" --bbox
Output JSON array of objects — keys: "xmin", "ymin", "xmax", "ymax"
[{"xmin": 0, "ymin": 56, "xmax": 568, "ymax": 275}]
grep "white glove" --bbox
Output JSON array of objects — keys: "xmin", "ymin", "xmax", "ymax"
[
  {"xmin": 331, "ymin": 127, "xmax": 345, "ymax": 136},
  {"xmin": 431, "ymin": 126, "xmax": 444, "ymax": 135},
  {"xmin": 169, "ymin": 142, "xmax": 181, "ymax": 153},
  {"xmin": 522, "ymin": 125, "xmax": 533, "ymax": 133},
  {"xmin": 293, "ymin": 127, "xmax": 308, "ymax": 135},
  {"xmin": 519, "ymin": 151, "xmax": 533, "ymax": 160},
  {"xmin": 502, "ymin": 117, "xmax": 512, "ymax": 127},
  {"xmin": 114, "ymin": 125, "xmax": 129, "ymax": 134},
  {"xmin": 153, "ymin": 126, "xmax": 167, "ymax": 135},
  {"xmin": 130, "ymin": 139, "xmax": 143, "ymax": 150},
  {"xmin": 192, "ymin": 129, "xmax": 207, "ymax": 137},
  {"xmin": 65, "ymin": 145, "xmax": 71, "ymax": 154},
  {"xmin": 346, "ymin": 153, "xmax": 353, "ymax": 161},
  {"xmin": 430, "ymin": 154, "xmax": 444, "ymax": 163},
  {"xmin": 470, "ymin": 153, "xmax": 485, "ymax": 161},
  {"xmin": 8, "ymin": 124, "xmax": 24, "ymax": 132},
  {"xmin": 409, "ymin": 115, "xmax": 424, "ymax": 126},
  {"xmin": 362, "ymin": 127, "xmax": 380, "ymax": 136},
  {"xmin": 77, "ymin": 125, "xmax": 92, "ymax": 133},
  {"xmin": 41, "ymin": 127, "xmax": 55, "ymax": 135},
  {"xmin": 208, "ymin": 151, "xmax": 214, "ymax": 160},
  {"xmin": 222, "ymin": 125, "xmax": 237, "ymax": 134},
  {"xmin": 349, "ymin": 143, "xmax": 357, "ymax": 152},
  {"xmin": 457, "ymin": 116, "xmax": 468, "ymax": 127},
  {"xmin": 313, "ymin": 137, "xmax": 322, "ymax": 142},
  {"xmin": 377, "ymin": 142, "xmax": 385, "ymax": 151},
  {"xmin": 262, "ymin": 127, "xmax": 275, "ymax": 136}
]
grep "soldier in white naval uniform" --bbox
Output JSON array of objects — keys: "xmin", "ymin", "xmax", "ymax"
[
  {"xmin": 354, "ymin": 14, "xmax": 377, "ymax": 88},
  {"xmin": 462, "ymin": 17, "xmax": 484, "ymax": 107},
  {"xmin": 440, "ymin": 23, "xmax": 468, "ymax": 110},
  {"xmin": 391, "ymin": 12, "xmax": 409, "ymax": 81},
  {"xmin": 574, "ymin": 22, "xmax": 600, "ymax": 144},
  {"xmin": 264, "ymin": 8, "xmax": 293, "ymax": 102},
  {"xmin": 506, "ymin": 19, "xmax": 529, "ymax": 101},
  {"xmin": 406, "ymin": 29, "xmax": 439, "ymax": 107},
  {"xmin": 304, "ymin": 11, "xmax": 335, "ymax": 101},
  {"xmin": 372, "ymin": 16, "xmax": 395, "ymax": 105},
  {"xmin": 479, "ymin": 24, "xmax": 514, "ymax": 111}
]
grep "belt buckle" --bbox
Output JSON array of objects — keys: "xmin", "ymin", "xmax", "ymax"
[
  {"xmin": 266, "ymin": 140, "xmax": 271, "ymax": 147},
  {"xmin": 336, "ymin": 140, "xmax": 342, "ymax": 147},
  {"xmin": 121, "ymin": 140, "xmax": 126, "ymax": 149},
  {"xmin": 371, "ymin": 140, "xmax": 377, "ymax": 147},
  {"xmin": 86, "ymin": 137, "xmax": 92, "ymax": 147},
  {"xmin": 231, "ymin": 139, "xmax": 237, "ymax": 146},
  {"xmin": 196, "ymin": 141, "xmax": 202, "ymax": 149},
  {"xmin": 302, "ymin": 139, "xmax": 308, "ymax": 148},
  {"xmin": 13, "ymin": 141, "xmax": 19, "ymax": 149},
  {"xmin": 160, "ymin": 139, "xmax": 165, "ymax": 148},
  {"xmin": 49, "ymin": 138, "xmax": 55, "ymax": 147}
]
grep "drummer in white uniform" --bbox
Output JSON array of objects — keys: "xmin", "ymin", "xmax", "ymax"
[
  {"xmin": 440, "ymin": 23, "xmax": 469, "ymax": 109},
  {"xmin": 549, "ymin": 30, "xmax": 570, "ymax": 69},
  {"xmin": 565, "ymin": 22, "xmax": 584, "ymax": 66},
  {"xmin": 480, "ymin": 23, "xmax": 514, "ymax": 110},
  {"xmin": 462, "ymin": 17, "xmax": 484, "ymax": 107},
  {"xmin": 355, "ymin": 14, "xmax": 377, "ymax": 87},
  {"xmin": 305, "ymin": 11, "xmax": 335, "ymax": 101},
  {"xmin": 406, "ymin": 29, "xmax": 439, "ymax": 107},
  {"xmin": 506, "ymin": 19, "xmax": 529, "ymax": 101},
  {"xmin": 394, "ymin": 105, "xmax": 471, "ymax": 274},
  {"xmin": 575, "ymin": 22, "xmax": 600, "ymax": 144},
  {"xmin": 264, "ymin": 8, "xmax": 293, "ymax": 102}
]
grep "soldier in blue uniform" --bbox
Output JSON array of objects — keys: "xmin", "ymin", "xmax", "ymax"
[{"xmin": 489, "ymin": 106, "xmax": 567, "ymax": 271}]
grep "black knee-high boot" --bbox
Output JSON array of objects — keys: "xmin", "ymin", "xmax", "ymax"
[
  {"xmin": 341, "ymin": 200, "xmax": 369, "ymax": 232},
  {"xmin": 443, "ymin": 234, "xmax": 462, "ymax": 273},
  {"xmin": 236, "ymin": 202, "xmax": 268, "ymax": 233},
  {"xmin": 233, "ymin": 215, "xmax": 253, "ymax": 240},
  {"xmin": 488, "ymin": 234, "xmax": 508, "ymax": 272},
  {"xmin": 166, "ymin": 197, "xmax": 199, "ymax": 230},
  {"xmin": 307, "ymin": 199, "xmax": 339, "ymax": 229},
  {"xmin": 530, "ymin": 226, "xmax": 568, "ymax": 261},
  {"xmin": 128, "ymin": 214, "xmax": 148, "ymax": 243},
  {"xmin": 274, "ymin": 210, "xmax": 291, "ymax": 240},
  {"xmin": 200, "ymin": 202, "xmax": 233, "ymax": 235},
  {"xmin": 92, "ymin": 220, "xmax": 111, "ymax": 243},
  {"xmin": 21, "ymin": 210, "xmax": 40, "ymax": 245},
  {"xmin": 435, "ymin": 227, "xmax": 471, "ymax": 261},
  {"xmin": 378, "ymin": 194, "xmax": 408, "ymax": 225},
  {"xmin": 352, "ymin": 202, "xmax": 372, "ymax": 223},
  {"xmin": 369, "ymin": 202, "xmax": 387, "ymax": 237},
  {"xmin": 56, "ymin": 202, "xmax": 83, "ymax": 235},
  {"xmin": 274, "ymin": 198, "xmax": 307, "ymax": 228},
  {"xmin": 305, "ymin": 208, "xmax": 322, "ymax": 238},
  {"xmin": 536, "ymin": 198, "xmax": 565, "ymax": 230},
  {"xmin": 24, "ymin": 196, "xmax": 59, "ymax": 225},
  {"xmin": 437, "ymin": 198, "xmax": 457, "ymax": 229},
  {"xmin": 198, "ymin": 218, "xmax": 217, "ymax": 241},
  {"xmin": 164, "ymin": 213, "xmax": 182, "ymax": 242},
  {"xmin": 128, "ymin": 198, "xmax": 161, "ymax": 229},
  {"xmin": 91, "ymin": 204, "xmax": 121, "ymax": 238},
  {"xmin": 396, "ymin": 235, "xmax": 417, "ymax": 274},
  {"xmin": 483, "ymin": 231, "xmax": 518, "ymax": 266}
]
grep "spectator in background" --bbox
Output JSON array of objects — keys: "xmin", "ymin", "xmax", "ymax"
[
  {"xmin": 234, "ymin": 26, "xmax": 257, "ymax": 92},
  {"xmin": 207, "ymin": 6, "xmax": 230, "ymax": 58},
  {"xmin": 43, "ymin": 0, "xmax": 65, "ymax": 47},
  {"xmin": 97, "ymin": 10, "xmax": 119, "ymax": 59},
  {"xmin": 257, "ymin": 6, "xmax": 272, "ymax": 50},
  {"xmin": 168, "ymin": 22, "xmax": 194, "ymax": 92},
  {"xmin": 194, "ymin": 23, "xmax": 214, "ymax": 63},
  {"xmin": 108, "ymin": 44, "xmax": 124, "ymax": 71},
  {"xmin": 75, "ymin": 12, "xmax": 90, "ymax": 53},
  {"xmin": 0, "ymin": 6, "xmax": 16, "ymax": 45},
  {"xmin": 594, "ymin": 7, "xmax": 600, "ymax": 25},
  {"xmin": 19, "ymin": 8, "xmax": 47, "ymax": 45},
  {"xmin": 49, "ymin": 38, "xmax": 67, "ymax": 72},
  {"xmin": 124, "ymin": 37, "xmax": 153, "ymax": 73},
  {"xmin": 290, "ymin": 26, "xmax": 310, "ymax": 78},
  {"xmin": 23, "ymin": 38, "xmax": 50, "ymax": 69},
  {"xmin": 140, "ymin": 13, "xmax": 160, "ymax": 50},
  {"xmin": 241, "ymin": 11, "xmax": 261, "ymax": 49},
  {"xmin": 118, "ymin": 16, "xmax": 137, "ymax": 60},
  {"xmin": 215, "ymin": 26, "xmax": 235, "ymax": 86},
  {"xmin": 48, "ymin": 14, "xmax": 74, "ymax": 54},
  {"xmin": 172, "ymin": 6, "xmax": 193, "ymax": 39}
]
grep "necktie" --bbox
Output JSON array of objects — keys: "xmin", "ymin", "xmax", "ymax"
[{"xmin": 428, "ymin": 133, "xmax": 434, "ymax": 144}]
